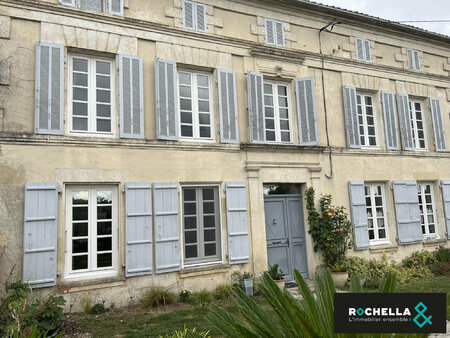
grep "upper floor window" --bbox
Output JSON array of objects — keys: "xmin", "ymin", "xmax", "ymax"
[
  {"xmin": 68, "ymin": 55, "xmax": 115, "ymax": 136},
  {"xmin": 408, "ymin": 49, "xmax": 421, "ymax": 71},
  {"xmin": 182, "ymin": 0, "xmax": 207, "ymax": 32},
  {"xmin": 409, "ymin": 100, "xmax": 426, "ymax": 150},
  {"xmin": 263, "ymin": 81, "xmax": 291, "ymax": 142},
  {"xmin": 355, "ymin": 38, "xmax": 372, "ymax": 62},
  {"xmin": 356, "ymin": 93, "xmax": 377, "ymax": 147},
  {"xmin": 417, "ymin": 183, "xmax": 438, "ymax": 237},
  {"xmin": 264, "ymin": 18, "xmax": 285, "ymax": 46},
  {"xmin": 178, "ymin": 70, "xmax": 213, "ymax": 140},
  {"xmin": 364, "ymin": 184, "xmax": 389, "ymax": 243},
  {"xmin": 59, "ymin": 0, "xmax": 123, "ymax": 15}
]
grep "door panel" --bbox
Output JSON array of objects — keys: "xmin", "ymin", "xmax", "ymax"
[
  {"xmin": 264, "ymin": 199, "xmax": 287, "ymax": 240},
  {"xmin": 287, "ymin": 197, "xmax": 308, "ymax": 277}
]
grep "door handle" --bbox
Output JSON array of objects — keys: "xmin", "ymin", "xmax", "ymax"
[{"xmin": 273, "ymin": 219, "xmax": 277, "ymax": 224}]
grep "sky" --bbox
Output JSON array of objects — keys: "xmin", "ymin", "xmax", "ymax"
[{"xmin": 311, "ymin": 0, "xmax": 450, "ymax": 36}]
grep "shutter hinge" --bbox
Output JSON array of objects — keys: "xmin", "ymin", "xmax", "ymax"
[{"xmin": 56, "ymin": 271, "xmax": 61, "ymax": 276}]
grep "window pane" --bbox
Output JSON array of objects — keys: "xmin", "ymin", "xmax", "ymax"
[
  {"xmin": 80, "ymin": 0, "xmax": 103, "ymax": 12},
  {"xmin": 96, "ymin": 119, "xmax": 111, "ymax": 132},
  {"xmin": 184, "ymin": 189, "xmax": 196, "ymax": 201},
  {"xmin": 179, "ymin": 73, "xmax": 191, "ymax": 85},
  {"xmin": 96, "ymin": 75, "xmax": 110, "ymax": 89},
  {"xmin": 266, "ymin": 131, "xmax": 275, "ymax": 141},
  {"xmin": 73, "ymin": 102, "xmax": 88, "ymax": 116},
  {"xmin": 184, "ymin": 217, "xmax": 196, "ymax": 229},
  {"xmin": 204, "ymin": 215, "xmax": 215, "ymax": 228},
  {"xmin": 264, "ymin": 95, "xmax": 273, "ymax": 106},
  {"xmin": 73, "ymin": 239, "xmax": 88, "ymax": 253},
  {"xmin": 204, "ymin": 229, "xmax": 215, "ymax": 242},
  {"xmin": 198, "ymin": 88, "xmax": 209, "ymax": 100},
  {"xmin": 179, "ymin": 86, "xmax": 191, "ymax": 97},
  {"xmin": 265, "ymin": 107, "xmax": 274, "ymax": 117},
  {"xmin": 96, "ymin": 61, "xmax": 110, "ymax": 75},
  {"xmin": 73, "ymin": 58, "xmax": 88, "ymax": 72},
  {"xmin": 202, "ymin": 188, "xmax": 214, "ymax": 201},
  {"xmin": 369, "ymin": 229, "xmax": 374, "ymax": 240},
  {"xmin": 280, "ymin": 120, "xmax": 289, "ymax": 131},
  {"xmin": 181, "ymin": 125, "xmax": 193, "ymax": 137},
  {"xmin": 97, "ymin": 90, "xmax": 111, "ymax": 103},
  {"xmin": 73, "ymin": 191, "xmax": 88, "ymax": 205},
  {"xmin": 97, "ymin": 206, "xmax": 112, "ymax": 220},
  {"xmin": 97, "ymin": 221, "xmax": 112, "ymax": 236},
  {"xmin": 73, "ymin": 87, "xmax": 88, "ymax": 101},
  {"xmin": 73, "ymin": 207, "xmax": 88, "ymax": 221},
  {"xmin": 97, "ymin": 253, "xmax": 112, "ymax": 268},
  {"xmin": 199, "ymin": 113, "xmax": 210, "ymax": 125},
  {"xmin": 429, "ymin": 224, "xmax": 435, "ymax": 233},
  {"xmin": 181, "ymin": 112, "xmax": 192, "ymax": 124},
  {"xmin": 204, "ymin": 243, "xmax": 216, "ymax": 256},
  {"xmin": 184, "ymin": 202, "xmax": 196, "ymax": 215},
  {"xmin": 97, "ymin": 237, "xmax": 112, "ymax": 251},
  {"xmin": 97, "ymin": 104, "xmax": 111, "ymax": 118},
  {"xmin": 279, "ymin": 108, "xmax": 288, "ymax": 119},
  {"xmin": 265, "ymin": 119, "xmax": 275, "ymax": 130},
  {"xmin": 281, "ymin": 132, "xmax": 290, "ymax": 142},
  {"xmin": 185, "ymin": 231, "xmax": 197, "ymax": 244},
  {"xmin": 73, "ymin": 223, "xmax": 88, "ymax": 237},
  {"xmin": 199, "ymin": 126, "xmax": 211, "ymax": 138},
  {"xmin": 203, "ymin": 202, "xmax": 215, "ymax": 214},
  {"xmin": 185, "ymin": 245, "xmax": 197, "ymax": 258},
  {"xmin": 278, "ymin": 96, "xmax": 288, "ymax": 107},
  {"xmin": 197, "ymin": 75, "xmax": 208, "ymax": 87},
  {"xmin": 378, "ymin": 229, "xmax": 386, "ymax": 239},
  {"xmin": 72, "ymin": 255, "xmax": 88, "ymax": 270},
  {"xmin": 180, "ymin": 99, "xmax": 192, "ymax": 111},
  {"xmin": 74, "ymin": 73, "xmax": 88, "ymax": 87},
  {"xmin": 198, "ymin": 101, "xmax": 210, "ymax": 112},
  {"xmin": 264, "ymin": 84, "xmax": 272, "ymax": 95},
  {"xmin": 277, "ymin": 85, "xmax": 287, "ymax": 96}
]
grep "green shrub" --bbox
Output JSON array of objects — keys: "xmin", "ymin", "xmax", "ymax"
[
  {"xmin": 401, "ymin": 250, "xmax": 436, "ymax": 268},
  {"xmin": 213, "ymin": 283, "xmax": 233, "ymax": 300},
  {"xmin": 90, "ymin": 302, "xmax": 110, "ymax": 314},
  {"xmin": 190, "ymin": 290, "xmax": 213, "ymax": 306},
  {"xmin": 179, "ymin": 290, "xmax": 191, "ymax": 303},
  {"xmin": 141, "ymin": 286, "xmax": 176, "ymax": 308},
  {"xmin": 432, "ymin": 261, "xmax": 450, "ymax": 275},
  {"xmin": 433, "ymin": 246, "xmax": 450, "ymax": 262},
  {"xmin": 267, "ymin": 264, "xmax": 285, "ymax": 280},
  {"xmin": 160, "ymin": 324, "xmax": 210, "ymax": 338},
  {"xmin": 0, "ymin": 281, "xmax": 65, "ymax": 336}
]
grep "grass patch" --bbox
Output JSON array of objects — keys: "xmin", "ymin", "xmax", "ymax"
[{"xmin": 141, "ymin": 286, "xmax": 177, "ymax": 308}]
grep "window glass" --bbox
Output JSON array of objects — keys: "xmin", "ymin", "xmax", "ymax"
[
  {"xmin": 417, "ymin": 183, "xmax": 437, "ymax": 236},
  {"xmin": 356, "ymin": 93, "xmax": 377, "ymax": 147},
  {"xmin": 263, "ymin": 81, "xmax": 291, "ymax": 143},
  {"xmin": 364, "ymin": 184, "xmax": 388, "ymax": 242},
  {"xmin": 409, "ymin": 100, "xmax": 426, "ymax": 149}
]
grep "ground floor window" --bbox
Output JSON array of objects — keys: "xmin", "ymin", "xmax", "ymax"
[
  {"xmin": 417, "ymin": 183, "xmax": 438, "ymax": 236},
  {"xmin": 65, "ymin": 185, "xmax": 118, "ymax": 278},
  {"xmin": 364, "ymin": 183, "xmax": 389, "ymax": 242},
  {"xmin": 182, "ymin": 186, "xmax": 221, "ymax": 265}
]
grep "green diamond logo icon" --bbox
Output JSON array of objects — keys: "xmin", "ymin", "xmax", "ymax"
[{"xmin": 356, "ymin": 308, "xmax": 364, "ymax": 316}]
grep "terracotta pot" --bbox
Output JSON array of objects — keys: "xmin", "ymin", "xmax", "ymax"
[
  {"xmin": 273, "ymin": 278, "xmax": 285, "ymax": 290},
  {"xmin": 331, "ymin": 271, "xmax": 348, "ymax": 288}
]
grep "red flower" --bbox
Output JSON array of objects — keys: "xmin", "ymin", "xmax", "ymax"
[{"xmin": 328, "ymin": 211, "xmax": 333, "ymax": 216}]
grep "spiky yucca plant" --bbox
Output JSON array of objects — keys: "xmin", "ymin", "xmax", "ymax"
[{"xmin": 207, "ymin": 269, "xmax": 428, "ymax": 338}]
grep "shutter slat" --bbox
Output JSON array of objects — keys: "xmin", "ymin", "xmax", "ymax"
[
  {"xmin": 342, "ymin": 86, "xmax": 360, "ymax": 148},
  {"xmin": 296, "ymin": 77, "xmax": 318, "ymax": 145},
  {"xmin": 381, "ymin": 91, "xmax": 400, "ymax": 150},
  {"xmin": 125, "ymin": 183, "xmax": 153, "ymax": 277},
  {"xmin": 441, "ymin": 181, "xmax": 450, "ymax": 239},
  {"xmin": 35, "ymin": 42, "xmax": 64, "ymax": 135},
  {"xmin": 393, "ymin": 180, "xmax": 422, "ymax": 244},
  {"xmin": 430, "ymin": 98, "xmax": 447, "ymax": 152},
  {"xmin": 119, "ymin": 54, "xmax": 144, "ymax": 139},
  {"xmin": 247, "ymin": 72, "xmax": 264, "ymax": 143},
  {"xmin": 108, "ymin": 0, "xmax": 123, "ymax": 16},
  {"xmin": 196, "ymin": 3, "xmax": 206, "ymax": 31},
  {"xmin": 265, "ymin": 19, "xmax": 275, "ymax": 44},
  {"xmin": 226, "ymin": 182, "xmax": 250, "ymax": 264},
  {"xmin": 348, "ymin": 181, "xmax": 370, "ymax": 250},
  {"xmin": 155, "ymin": 58, "xmax": 178, "ymax": 140},
  {"xmin": 396, "ymin": 93, "xmax": 414, "ymax": 150},
  {"xmin": 183, "ymin": 1, "xmax": 195, "ymax": 29},
  {"xmin": 23, "ymin": 182, "xmax": 58, "ymax": 288},
  {"xmin": 154, "ymin": 183, "xmax": 180, "ymax": 273},
  {"xmin": 218, "ymin": 69, "xmax": 239, "ymax": 143}
]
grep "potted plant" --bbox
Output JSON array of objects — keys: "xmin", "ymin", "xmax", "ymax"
[
  {"xmin": 232, "ymin": 271, "xmax": 254, "ymax": 296},
  {"xmin": 305, "ymin": 187, "xmax": 353, "ymax": 288},
  {"xmin": 267, "ymin": 264, "xmax": 285, "ymax": 290}
]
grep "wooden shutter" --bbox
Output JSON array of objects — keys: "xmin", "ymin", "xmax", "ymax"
[
  {"xmin": 265, "ymin": 19, "xmax": 275, "ymax": 45},
  {"xmin": 196, "ymin": 3, "xmax": 206, "ymax": 31},
  {"xmin": 275, "ymin": 21, "xmax": 284, "ymax": 46},
  {"xmin": 119, "ymin": 54, "xmax": 144, "ymax": 139},
  {"xmin": 226, "ymin": 182, "xmax": 250, "ymax": 264},
  {"xmin": 396, "ymin": 93, "xmax": 414, "ymax": 150},
  {"xmin": 393, "ymin": 180, "xmax": 422, "ymax": 245},
  {"xmin": 59, "ymin": 0, "xmax": 75, "ymax": 6},
  {"xmin": 183, "ymin": 0, "xmax": 195, "ymax": 29},
  {"xmin": 154, "ymin": 183, "xmax": 180, "ymax": 273},
  {"xmin": 441, "ymin": 181, "xmax": 450, "ymax": 239},
  {"xmin": 430, "ymin": 98, "xmax": 447, "ymax": 152},
  {"xmin": 218, "ymin": 69, "xmax": 239, "ymax": 143},
  {"xmin": 348, "ymin": 181, "xmax": 370, "ymax": 250},
  {"xmin": 23, "ymin": 182, "xmax": 58, "ymax": 288},
  {"xmin": 125, "ymin": 183, "xmax": 152, "ymax": 277},
  {"xmin": 355, "ymin": 38, "xmax": 364, "ymax": 61},
  {"xmin": 381, "ymin": 91, "xmax": 400, "ymax": 150},
  {"xmin": 342, "ymin": 86, "xmax": 360, "ymax": 148},
  {"xmin": 108, "ymin": 0, "xmax": 123, "ymax": 16},
  {"xmin": 35, "ymin": 42, "xmax": 64, "ymax": 135},
  {"xmin": 155, "ymin": 58, "xmax": 178, "ymax": 140},
  {"xmin": 247, "ymin": 72, "xmax": 264, "ymax": 143},
  {"xmin": 296, "ymin": 77, "xmax": 318, "ymax": 145}
]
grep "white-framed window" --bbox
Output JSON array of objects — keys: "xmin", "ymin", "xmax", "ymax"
[
  {"xmin": 263, "ymin": 81, "xmax": 291, "ymax": 143},
  {"xmin": 59, "ymin": 0, "xmax": 123, "ymax": 16},
  {"xmin": 264, "ymin": 18, "xmax": 285, "ymax": 46},
  {"xmin": 408, "ymin": 49, "xmax": 421, "ymax": 71},
  {"xmin": 65, "ymin": 185, "xmax": 118, "ymax": 279},
  {"xmin": 182, "ymin": 185, "xmax": 222, "ymax": 265},
  {"xmin": 409, "ymin": 100, "xmax": 426, "ymax": 150},
  {"xmin": 68, "ymin": 55, "xmax": 115, "ymax": 137},
  {"xmin": 355, "ymin": 38, "xmax": 372, "ymax": 62},
  {"xmin": 178, "ymin": 70, "xmax": 214, "ymax": 140},
  {"xmin": 364, "ymin": 184, "xmax": 389, "ymax": 243},
  {"xmin": 356, "ymin": 93, "xmax": 377, "ymax": 147},
  {"xmin": 182, "ymin": 0, "xmax": 207, "ymax": 32},
  {"xmin": 417, "ymin": 183, "xmax": 438, "ymax": 237}
]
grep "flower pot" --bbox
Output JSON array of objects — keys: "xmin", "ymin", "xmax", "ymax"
[
  {"xmin": 273, "ymin": 278, "xmax": 285, "ymax": 290},
  {"xmin": 331, "ymin": 271, "xmax": 348, "ymax": 288},
  {"xmin": 241, "ymin": 278, "xmax": 254, "ymax": 296}
]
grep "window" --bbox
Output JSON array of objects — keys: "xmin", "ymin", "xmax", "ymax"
[
  {"xmin": 178, "ymin": 71, "xmax": 213, "ymax": 140},
  {"xmin": 182, "ymin": 0, "xmax": 207, "ymax": 32},
  {"xmin": 65, "ymin": 186, "xmax": 118, "ymax": 279},
  {"xmin": 69, "ymin": 55, "xmax": 115, "ymax": 136},
  {"xmin": 182, "ymin": 186, "xmax": 221, "ymax": 264},
  {"xmin": 59, "ymin": 0, "xmax": 123, "ymax": 15},
  {"xmin": 263, "ymin": 81, "xmax": 291, "ymax": 142},
  {"xmin": 355, "ymin": 38, "xmax": 372, "ymax": 62},
  {"xmin": 409, "ymin": 100, "xmax": 426, "ymax": 149},
  {"xmin": 364, "ymin": 184, "xmax": 389, "ymax": 242},
  {"xmin": 408, "ymin": 49, "xmax": 421, "ymax": 71},
  {"xmin": 264, "ymin": 18, "xmax": 285, "ymax": 46},
  {"xmin": 356, "ymin": 93, "xmax": 377, "ymax": 147},
  {"xmin": 417, "ymin": 183, "xmax": 438, "ymax": 237}
]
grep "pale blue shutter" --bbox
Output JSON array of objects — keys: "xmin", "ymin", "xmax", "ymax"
[
  {"xmin": 342, "ymin": 86, "xmax": 360, "ymax": 148},
  {"xmin": 226, "ymin": 182, "xmax": 250, "ymax": 264},
  {"xmin": 108, "ymin": 0, "xmax": 123, "ymax": 16},
  {"xmin": 264, "ymin": 19, "xmax": 275, "ymax": 45},
  {"xmin": 119, "ymin": 54, "xmax": 144, "ymax": 139},
  {"xmin": 247, "ymin": 72, "xmax": 264, "ymax": 143},
  {"xmin": 23, "ymin": 182, "xmax": 58, "ymax": 288},
  {"xmin": 430, "ymin": 98, "xmax": 447, "ymax": 152},
  {"xmin": 363, "ymin": 39, "xmax": 372, "ymax": 62},
  {"xmin": 348, "ymin": 181, "xmax": 370, "ymax": 250},
  {"xmin": 125, "ymin": 183, "xmax": 152, "ymax": 277},
  {"xmin": 381, "ymin": 91, "xmax": 400, "ymax": 150},
  {"xmin": 182, "ymin": 0, "xmax": 195, "ymax": 29},
  {"xmin": 195, "ymin": 3, "xmax": 207, "ymax": 31},
  {"xmin": 35, "ymin": 42, "xmax": 64, "ymax": 135},
  {"xmin": 155, "ymin": 58, "xmax": 178, "ymax": 140},
  {"xmin": 218, "ymin": 69, "xmax": 239, "ymax": 143},
  {"xmin": 59, "ymin": 0, "xmax": 75, "ymax": 6},
  {"xmin": 296, "ymin": 78, "xmax": 318, "ymax": 145},
  {"xmin": 393, "ymin": 180, "xmax": 422, "ymax": 245},
  {"xmin": 355, "ymin": 38, "xmax": 364, "ymax": 61},
  {"xmin": 396, "ymin": 93, "xmax": 414, "ymax": 150},
  {"xmin": 442, "ymin": 181, "xmax": 450, "ymax": 239},
  {"xmin": 154, "ymin": 183, "xmax": 180, "ymax": 273},
  {"xmin": 275, "ymin": 21, "xmax": 284, "ymax": 46}
]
